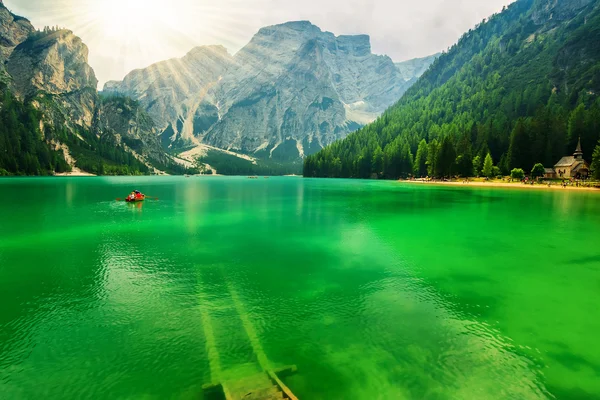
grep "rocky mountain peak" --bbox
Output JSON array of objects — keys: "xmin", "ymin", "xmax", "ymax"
[
  {"xmin": 0, "ymin": 3, "xmax": 34, "ymax": 69},
  {"xmin": 103, "ymin": 21, "xmax": 439, "ymax": 163},
  {"xmin": 186, "ymin": 44, "xmax": 230, "ymax": 58},
  {"xmin": 201, "ymin": 21, "xmax": 421, "ymax": 159},
  {"xmin": 182, "ymin": 45, "xmax": 233, "ymax": 70},
  {"xmin": 103, "ymin": 43, "xmax": 235, "ymax": 142},
  {"xmin": 240, "ymin": 21, "xmax": 324, "ymax": 63},
  {"xmin": 257, "ymin": 20, "xmax": 322, "ymax": 36},
  {"xmin": 7, "ymin": 28, "xmax": 97, "ymax": 99}
]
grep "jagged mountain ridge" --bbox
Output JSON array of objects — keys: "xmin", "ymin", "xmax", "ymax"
[
  {"xmin": 105, "ymin": 21, "xmax": 438, "ymax": 162},
  {"xmin": 103, "ymin": 45, "xmax": 234, "ymax": 146},
  {"xmin": 0, "ymin": 2, "xmax": 187, "ymax": 175}
]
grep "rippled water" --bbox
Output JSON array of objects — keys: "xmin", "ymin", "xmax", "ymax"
[{"xmin": 0, "ymin": 177, "xmax": 599, "ymax": 399}]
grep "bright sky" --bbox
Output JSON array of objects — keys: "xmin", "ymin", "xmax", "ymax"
[{"xmin": 5, "ymin": 0, "xmax": 514, "ymax": 88}]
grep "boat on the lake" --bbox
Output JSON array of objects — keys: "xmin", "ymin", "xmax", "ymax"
[{"xmin": 126, "ymin": 190, "xmax": 145, "ymax": 203}]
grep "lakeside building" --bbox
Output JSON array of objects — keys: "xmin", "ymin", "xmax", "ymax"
[{"xmin": 552, "ymin": 138, "xmax": 590, "ymax": 179}]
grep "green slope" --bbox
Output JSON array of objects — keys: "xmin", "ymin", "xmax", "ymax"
[
  {"xmin": 0, "ymin": 5, "xmax": 193, "ymax": 176},
  {"xmin": 0, "ymin": 85, "xmax": 70, "ymax": 175},
  {"xmin": 304, "ymin": 0, "xmax": 600, "ymax": 179}
]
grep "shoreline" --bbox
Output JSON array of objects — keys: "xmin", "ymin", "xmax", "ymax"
[
  {"xmin": 54, "ymin": 171, "xmax": 96, "ymax": 177},
  {"xmin": 400, "ymin": 179, "xmax": 600, "ymax": 192}
]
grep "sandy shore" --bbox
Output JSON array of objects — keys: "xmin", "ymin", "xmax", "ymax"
[
  {"xmin": 401, "ymin": 179, "xmax": 600, "ymax": 192},
  {"xmin": 54, "ymin": 171, "xmax": 96, "ymax": 177}
]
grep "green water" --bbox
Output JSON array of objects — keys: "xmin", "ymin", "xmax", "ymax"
[{"xmin": 0, "ymin": 177, "xmax": 599, "ymax": 399}]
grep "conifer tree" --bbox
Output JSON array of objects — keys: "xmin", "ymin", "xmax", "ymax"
[
  {"xmin": 426, "ymin": 139, "xmax": 439, "ymax": 177},
  {"xmin": 413, "ymin": 139, "xmax": 428, "ymax": 177},
  {"xmin": 592, "ymin": 141, "xmax": 600, "ymax": 180},
  {"xmin": 483, "ymin": 153, "xmax": 494, "ymax": 178},
  {"xmin": 436, "ymin": 136, "xmax": 457, "ymax": 177}
]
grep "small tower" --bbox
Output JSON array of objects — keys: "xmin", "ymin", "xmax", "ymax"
[{"xmin": 574, "ymin": 137, "xmax": 584, "ymax": 161}]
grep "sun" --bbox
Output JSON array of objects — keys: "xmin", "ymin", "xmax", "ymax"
[{"xmin": 90, "ymin": 0, "xmax": 167, "ymax": 39}]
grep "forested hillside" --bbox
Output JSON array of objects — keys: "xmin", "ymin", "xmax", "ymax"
[
  {"xmin": 0, "ymin": 83, "xmax": 152, "ymax": 176},
  {"xmin": 0, "ymin": 85, "xmax": 70, "ymax": 175},
  {"xmin": 304, "ymin": 0, "xmax": 600, "ymax": 179}
]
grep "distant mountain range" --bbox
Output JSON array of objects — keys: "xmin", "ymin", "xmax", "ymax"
[
  {"xmin": 305, "ymin": 0, "xmax": 600, "ymax": 179},
  {"xmin": 0, "ymin": 2, "xmax": 436, "ymax": 175},
  {"xmin": 104, "ymin": 21, "xmax": 438, "ymax": 169}
]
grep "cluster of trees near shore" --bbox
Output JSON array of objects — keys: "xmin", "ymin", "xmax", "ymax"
[{"xmin": 304, "ymin": 0, "xmax": 600, "ymax": 181}]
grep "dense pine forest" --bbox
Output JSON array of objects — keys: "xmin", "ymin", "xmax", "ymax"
[
  {"xmin": 0, "ymin": 86, "xmax": 70, "ymax": 175},
  {"xmin": 0, "ymin": 84, "xmax": 152, "ymax": 176},
  {"xmin": 304, "ymin": 0, "xmax": 600, "ymax": 180},
  {"xmin": 197, "ymin": 150, "xmax": 302, "ymax": 176}
]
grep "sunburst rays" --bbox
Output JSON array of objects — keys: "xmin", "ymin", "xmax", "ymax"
[
  {"xmin": 5, "ymin": 0, "xmax": 270, "ymax": 88},
  {"xmin": 5, "ymin": 0, "xmax": 516, "ymax": 89}
]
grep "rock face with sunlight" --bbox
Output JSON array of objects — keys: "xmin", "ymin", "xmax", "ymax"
[
  {"xmin": 8, "ymin": 29, "xmax": 98, "ymax": 99},
  {"xmin": 103, "ymin": 45, "xmax": 234, "ymax": 148},
  {"xmin": 8, "ymin": 29, "xmax": 98, "ymax": 128},
  {"xmin": 96, "ymin": 96, "xmax": 174, "ymax": 170},
  {"xmin": 0, "ymin": 1, "xmax": 33, "ymax": 80},
  {"xmin": 0, "ymin": 9, "xmax": 183, "ymax": 175},
  {"xmin": 105, "ymin": 21, "xmax": 438, "ymax": 161}
]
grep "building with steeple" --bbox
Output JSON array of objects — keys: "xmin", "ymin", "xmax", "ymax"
[{"xmin": 553, "ymin": 138, "xmax": 590, "ymax": 179}]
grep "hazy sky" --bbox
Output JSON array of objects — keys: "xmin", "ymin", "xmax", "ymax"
[{"xmin": 5, "ymin": 0, "xmax": 514, "ymax": 88}]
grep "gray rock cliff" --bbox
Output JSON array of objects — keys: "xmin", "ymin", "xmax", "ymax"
[
  {"xmin": 394, "ymin": 53, "xmax": 440, "ymax": 83},
  {"xmin": 104, "ymin": 45, "xmax": 234, "ymax": 143},
  {"xmin": 0, "ymin": 2, "xmax": 33, "ymax": 79},
  {"xmin": 1, "ymin": 20, "xmax": 176, "ymax": 173},
  {"xmin": 105, "ymin": 21, "xmax": 437, "ymax": 161},
  {"xmin": 7, "ymin": 29, "xmax": 98, "ymax": 128}
]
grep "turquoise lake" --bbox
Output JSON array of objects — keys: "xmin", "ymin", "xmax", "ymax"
[{"xmin": 0, "ymin": 177, "xmax": 599, "ymax": 399}]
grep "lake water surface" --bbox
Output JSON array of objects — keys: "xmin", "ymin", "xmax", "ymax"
[{"xmin": 0, "ymin": 177, "xmax": 599, "ymax": 399}]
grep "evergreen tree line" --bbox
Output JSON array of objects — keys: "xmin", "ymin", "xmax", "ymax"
[
  {"xmin": 50, "ymin": 123, "xmax": 151, "ymax": 176},
  {"xmin": 0, "ymin": 88, "xmax": 70, "ymax": 175},
  {"xmin": 198, "ymin": 150, "xmax": 303, "ymax": 176},
  {"xmin": 304, "ymin": 100, "xmax": 600, "ymax": 179},
  {"xmin": 0, "ymin": 84, "xmax": 152, "ymax": 176},
  {"xmin": 304, "ymin": 0, "xmax": 600, "ymax": 180},
  {"xmin": 27, "ymin": 26, "xmax": 65, "ymax": 42}
]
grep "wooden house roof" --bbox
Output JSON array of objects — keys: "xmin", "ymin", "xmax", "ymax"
[{"xmin": 554, "ymin": 156, "xmax": 576, "ymax": 168}]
